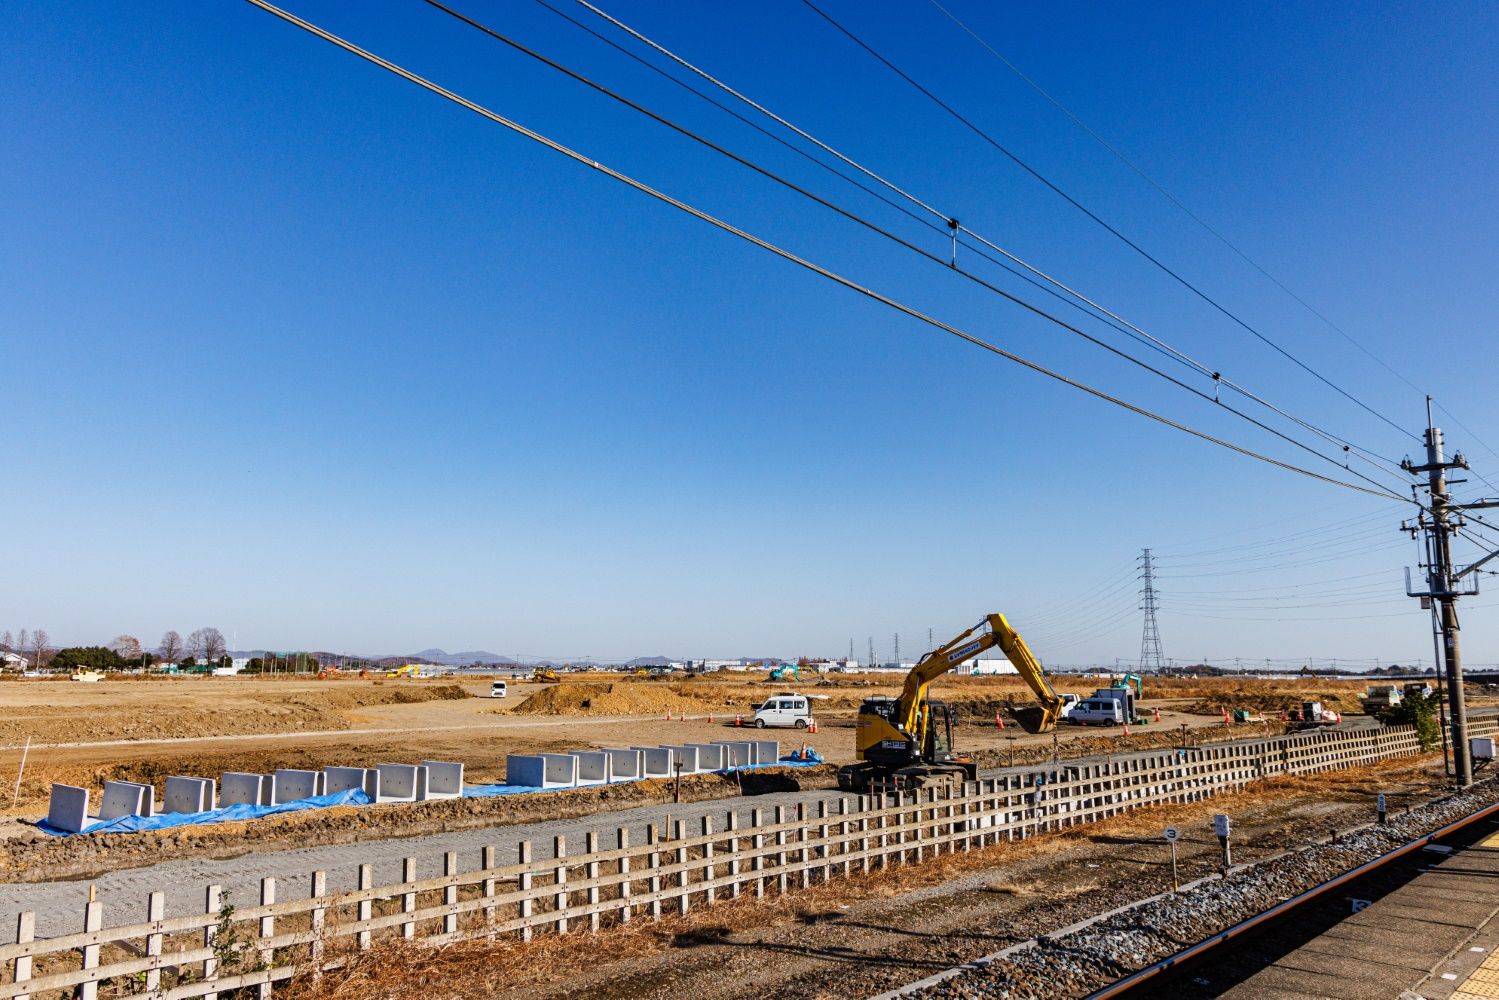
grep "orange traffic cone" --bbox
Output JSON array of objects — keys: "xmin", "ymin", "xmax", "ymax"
[
  {"xmin": 708, "ymin": 713, "xmax": 713, "ymax": 724},
  {"xmin": 995, "ymin": 711, "xmax": 1005, "ymax": 730},
  {"xmin": 1153, "ymin": 706, "xmax": 1161, "ymax": 723},
  {"xmin": 735, "ymin": 714, "xmax": 743, "ymax": 727},
  {"xmin": 665, "ymin": 711, "xmax": 672, "ymax": 722},
  {"xmin": 808, "ymin": 719, "xmax": 818, "ymax": 733},
  {"xmin": 1123, "ymin": 720, "xmax": 1131, "ymax": 737}
]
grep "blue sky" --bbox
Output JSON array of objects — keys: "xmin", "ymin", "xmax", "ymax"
[{"xmin": 3, "ymin": 1, "xmax": 1497, "ymax": 665}]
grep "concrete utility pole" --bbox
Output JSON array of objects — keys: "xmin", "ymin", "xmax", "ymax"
[{"xmin": 1402, "ymin": 398, "xmax": 1495, "ymax": 788}]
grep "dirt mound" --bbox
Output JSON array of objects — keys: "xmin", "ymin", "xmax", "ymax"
[{"xmin": 514, "ymin": 683, "xmax": 726, "ymax": 717}]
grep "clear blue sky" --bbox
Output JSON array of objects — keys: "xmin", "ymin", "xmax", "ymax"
[{"xmin": 4, "ymin": 1, "xmax": 1497, "ymax": 666}]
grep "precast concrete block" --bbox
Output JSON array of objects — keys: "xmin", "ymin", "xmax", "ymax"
[
  {"xmin": 272, "ymin": 768, "xmax": 325, "ymax": 803},
  {"xmin": 660, "ymin": 745, "xmax": 701, "ymax": 773},
  {"xmin": 713, "ymin": 741, "xmax": 755, "ymax": 767},
  {"xmin": 47, "ymin": 784, "xmax": 90, "ymax": 833},
  {"xmin": 375, "ymin": 763, "xmax": 428, "ymax": 802},
  {"xmin": 324, "ymin": 767, "xmax": 378, "ymax": 799},
  {"xmin": 569, "ymin": 750, "xmax": 612, "ymax": 785},
  {"xmin": 632, "ymin": 746, "xmax": 673, "ymax": 778},
  {"xmin": 163, "ymin": 776, "xmax": 216, "ymax": 815},
  {"xmin": 602, "ymin": 748, "xmax": 643, "ymax": 781},
  {"xmin": 752, "ymin": 740, "xmax": 780, "ymax": 765},
  {"xmin": 506, "ymin": 753, "xmax": 579, "ymax": 788},
  {"xmin": 420, "ymin": 760, "xmax": 464, "ymax": 799},
  {"xmin": 99, "ymin": 781, "xmax": 151, "ymax": 820},
  {"xmin": 220, "ymin": 772, "xmax": 271, "ymax": 807},
  {"xmin": 688, "ymin": 743, "xmax": 727, "ymax": 771}
]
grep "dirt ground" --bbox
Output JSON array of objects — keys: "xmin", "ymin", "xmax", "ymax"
[
  {"xmin": 0, "ymin": 672, "xmax": 1365, "ymax": 827},
  {"xmin": 275, "ymin": 754, "xmax": 1457, "ymax": 1000}
]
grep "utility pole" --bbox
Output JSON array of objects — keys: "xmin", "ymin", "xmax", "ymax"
[
  {"xmin": 868, "ymin": 637, "xmax": 875, "ymax": 670},
  {"xmin": 1138, "ymin": 548, "xmax": 1165, "ymax": 672},
  {"xmin": 893, "ymin": 633, "xmax": 900, "ymax": 667},
  {"xmin": 1402, "ymin": 398, "xmax": 1494, "ymax": 788}
]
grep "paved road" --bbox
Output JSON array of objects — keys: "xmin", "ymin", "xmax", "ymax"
[{"xmin": 0, "ymin": 725, "xmax": 1375, "ymax": 942}]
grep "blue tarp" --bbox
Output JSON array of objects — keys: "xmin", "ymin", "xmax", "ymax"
[
  {"xmin": 37, "ymin": 755, "xmax": 826, "ymax": 835},
  {"xmin": 38, "ymin": 789, "xmax": 372, "ymax": 837}
]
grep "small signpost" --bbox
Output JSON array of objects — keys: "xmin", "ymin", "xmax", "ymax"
[
  {"xmin": 1163, "ymin": 826, "xmax": 1181, "ymax": 892},
  {"xmin": 1377, "ymin": 792, "xmax": 1387, "ymax": 825},
  {"xmin": 1214, "ymin": 813, "xmax": 1232, "ymax": 872}
]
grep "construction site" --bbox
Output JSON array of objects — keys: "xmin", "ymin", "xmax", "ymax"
[
  {"xmin": 8, "ymin": 1, "xmax": 1499, "ymax": 998},
  {"xmin": 4, "ymin": 651, "xmax": 1499, "ymax": 999}
]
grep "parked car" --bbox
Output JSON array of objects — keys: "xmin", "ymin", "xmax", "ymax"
[
  {"xmin": 753, "ymin": 693, "xmax": 815, "ymax": 729},
  {"xmin": 1067, "ymin": 698, "xmax": 1124, "ymax": 726},
  {"xmin": 1057, "ymin": 693, "xmax": 1081, "ymax": 718},
  {"xmin": 490, "ymin": 679, "xmax": 508, "ymax": 698}
]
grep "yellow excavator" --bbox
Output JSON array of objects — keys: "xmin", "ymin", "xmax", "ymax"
[
  {"xmin": 837, "ymin": 613, "xmax": 1063, "ymax": 792},
  {"xmin": 532, "ymin": 666, "xmax": 561, "ymax": 683}
]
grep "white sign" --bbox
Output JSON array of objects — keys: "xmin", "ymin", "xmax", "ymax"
[
  {"xmin": 1163, "ymin": 826, "xmax": 1180, "ymax": 843},
  {"xmin": 1213, "ymin": 814, "xmax": 1232, "ymax": 838},
  {"xmin": 1377, "ymin": 793, "xmax": 1387, "ymax": 812}
]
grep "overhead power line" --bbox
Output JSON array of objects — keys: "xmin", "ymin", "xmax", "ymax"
[
  {"xmin": 242, "ymin": 0, "xmax": 1411, "ymax": 504},
  {"xmin": 799, "ymin": 0, "xmax": 1421, "ymax": 444},
  {"xmin": 923, "ymin": 0, "xmax": 1431, "ymax": 403},
  {"xmin": 424, "ymin": 0, "xmax": 1413, "ymax": 500},
  {"xmin": 566, "ymin": 0, "xmax": 1410, "ymax": 480}
]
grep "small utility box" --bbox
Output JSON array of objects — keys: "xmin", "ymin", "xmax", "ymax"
[{"xmin": 1471, "ymin": 737, "xmax": 1497, "ymax": 761}]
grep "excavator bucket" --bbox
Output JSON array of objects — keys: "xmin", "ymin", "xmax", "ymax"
[{"xmin": 1008, "ymin": 705, "xmax": 1055, "ymax": 735}]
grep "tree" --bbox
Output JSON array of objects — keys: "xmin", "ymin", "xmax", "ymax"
[
  {"xmin": 109, "ymin": 634, "xmax": 143, "ymax": 659},
  {"xmin": 189, "ymin": 627, "xmax": 227, "ymax": 664},
  {"xmin": 159, "ymin": 630, "xmax": 184, "ymax": 663},
  {"xmin": 0, "ymin": 630, "xmax": 11, "ymax": 652},
  {"xmin": 17, "ymin": 630, "xmax": 28, "ymax": 659},
  {"xmin": 50, "ymin": 646, "xmax": 127, "ymax": 672},
  {"xmin": 1378, "ymin": 693, "xmax": 1440, "ymax": 751},
  {"xmin": 31, "ymin": 629, "xmax": 48, "ymax": 669}
]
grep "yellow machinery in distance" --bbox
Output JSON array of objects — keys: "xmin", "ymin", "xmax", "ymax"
[
  {"xmin": 837, "ymin": 613, "xmax": 1064, "ymax": 792},
  {"xmin": 532, "ymin": 666, "xmax": 561, "ymax": 683}
]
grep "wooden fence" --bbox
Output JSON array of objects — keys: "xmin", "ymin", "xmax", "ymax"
[{"xmin": 4, "ymin": 718, "xmax": 1492, "ymax": 999}]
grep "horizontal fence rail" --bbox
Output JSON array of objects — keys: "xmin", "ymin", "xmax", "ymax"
[{"xmin": 5, "ymin": 718, "xmax": 1492, "ymax": 999}]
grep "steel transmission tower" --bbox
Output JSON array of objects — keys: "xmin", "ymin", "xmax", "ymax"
[{"xmin": 1138, "ymin": 548, "xmax": 1165, "ymax": 671}]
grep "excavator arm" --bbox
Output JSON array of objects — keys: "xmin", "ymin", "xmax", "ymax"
[{"xmin": 898, "ymin": 613, "xmax": 1062, "ymax": 737}]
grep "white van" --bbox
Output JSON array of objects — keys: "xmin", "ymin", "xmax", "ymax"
[
  {"xmin": 1058, "ymin": 693, "xmax": 1081, "ymax": 718},
  {"xmin": 1067, "ymin": 698, "xmax": 1123, "ymax": 726},
  {"xmin": 490, "ymin": 679, "xmax": 508, "ymax": 698},
  {"xmin": 753, "ymin": 693, "xmax": 814, "ymax": 729}
]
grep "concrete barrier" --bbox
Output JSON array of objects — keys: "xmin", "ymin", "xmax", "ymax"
[
  {"xmin": 221, "ymin": 772, "xmax": 273, "ymax": 807},
  {"xmin": 601, "ymin": 748, "xmax": 643, "ymax": 781},
  {"xmin": 324, "ymin": 767, "xmax": 379, "ymax": 799},
  {"xmin": 713, "ymin": 741, "xmax": 755, "ymax": 767},
  {"xmin": 506, "ymin": 753, "xmax": 579, "ymax": 789},
  {"xmin": 753, "ymin": 740, "xmax": 780, "ymax": 765},
  {"xmin": 660, "ymin": 745, "xmax": 701, "ymax": 774},
  {"xmin": 420, "ymin": 760, "xmax": 464, "ymax": 799},
  {"xmin": 632, "ymin": 746, "xmax": 673, "ymax": 778},
  {"xmin": 375, "ymin": 763, "xmax": 428, "ymax": 802},
  {"xmin": 689, "ymin": 743, "xmax": 727, "ymax": 771},
  {"xmin": 98, "ymin": 781, "xmax": 152, "ymax": 821},
  {"xmin": 163, "ymin": 776, "xmax": 216, "ymax": 815},
  {"xmin": 272, "ymin": 769, "xmax": 325, "ymax": 804},
  {"xmin": 46, "ymin": 784, "xmax": 90, "ymax": 833},
  {"xmin": 570, "ymin": 750, "xmax": 612, "ymax": 786}
]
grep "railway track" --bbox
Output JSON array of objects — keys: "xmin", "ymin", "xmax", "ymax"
[{"xmin": 880, "ymin": 779, "xmax": 1499, "ymax": 1000}]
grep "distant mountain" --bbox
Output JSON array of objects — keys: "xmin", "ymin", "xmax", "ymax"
[
  {"xmin": 409, "ymin": 648, "xmax": 517, "ymax": 666},
  {"xmin": 624, "ymin": 656, "xmax": 674, "ymax": 667}
]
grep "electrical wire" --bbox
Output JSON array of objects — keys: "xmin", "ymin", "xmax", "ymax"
[
  {"xmin": 799, "ymin": 0, "xmax": 1421, "ymax": 444},
  {"xmin": 567, "ymin": 0, "xmax": 1413, "ymax": 479},
  {"xmin": 426, "ymin": 0, "xmax": 1420, "ymax": 502},
  {"xmin": 242, "ymin": 0, "xmax": 1413, "ymax": 505},
  {"xmin": 924, "ymin": 0, "xmax": 1435, "ymax": 414}
]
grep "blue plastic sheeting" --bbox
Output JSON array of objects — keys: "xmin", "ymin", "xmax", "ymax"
[
  {"xmin": 36, "ymin": 757, "xmax": 829, "ymax": 835},
  {"xmin": 38, "ymin": 789, "xmax": 372, "ymax": 837}
]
